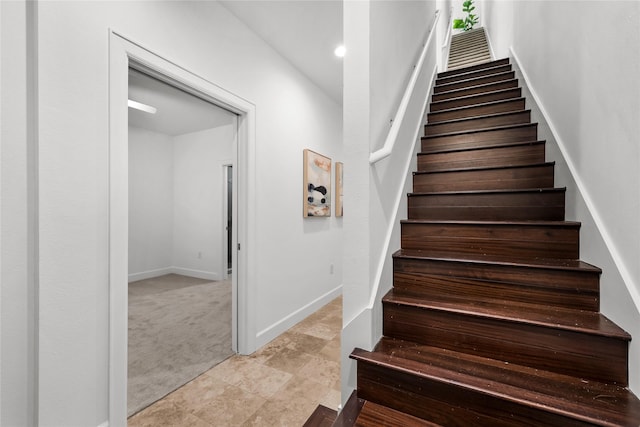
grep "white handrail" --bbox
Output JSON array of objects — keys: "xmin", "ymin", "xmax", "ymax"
[{"xmin": 369, "ymin": 9, "xmax": 440, "ymax": 164}]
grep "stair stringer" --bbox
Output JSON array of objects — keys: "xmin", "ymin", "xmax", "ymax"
[{"xmin": 509, "ymin": 49, "xmax": 640, "ymax": 393}]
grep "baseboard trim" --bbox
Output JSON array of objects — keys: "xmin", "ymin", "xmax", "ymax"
[
  {"xmin": 170, "ymin": 267, "xmax": 219, "ymax": 281},
  {"xmin": 255, "ymin": 284, "xmax": 342, "ymax": 349},
  {"xmin": 128, "ymin": 267, "xmax": 173, "ymax": 283},
  {"xmin": 128, "ymin": 266, "xmax": 219, "ymax": 283}
]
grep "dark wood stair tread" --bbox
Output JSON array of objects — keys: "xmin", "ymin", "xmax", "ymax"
[
  {"xmin": 409, "ymin": 186, "xmax": 565, "ymax": 196},
  {"xmin": 382, "ymin": 290, "xmax": 630, "ymax": 340},
  {"xmin": 393, "ymin": 248, "xmax": 601, "ymax": 273},
  {"xmin": 434, "ymin": 71, "xmax": 516, "ymax": 93},
  {"xmin": 430, "ymin": 87, "xmax": 522, "ymax": 111},
  {"xmin": 355, "ymin": 401, "xmax": 439, "ymax": 427},
  {"xmin": 436, "ymin": 64, "xmax": 513, "ymax": 86},
  {"xmin": 401, "ymin": 218, "xmax": 580, "ymax": 226},
  {"xmin": 351, "ymin": 338, "xmax": 640, "ymax": 426},
  {"xmin": 422, "ymin": 122, "xmax": 536, "ymax": 140},
  {"xmin": 303, "ymin": 405, "xmax": 337, "ymax": 427},
  {"xmin": 427, "ymin": 97, "xmax": 526, "ymax": 122},
  {"xmin": 413, "ymin": 161, "xmax": 554, "ymax": 175},
  {"xmin": 333, "ymin": 391, "xmax": 365, "ymax": 427},
  {"xmin": 418, "ymin": 139, "xmax": 544, "ymax": 155},
  {"xmin": 432, "ymin": 79, "xmax": 519, "ymax": 101},
  {"xmin": 437, "ymin": 58, "xmax": 510, "ymax": 79},
  {"xmin": 426, "ymin": 109, "xmax": 529, "ymax": 127}
]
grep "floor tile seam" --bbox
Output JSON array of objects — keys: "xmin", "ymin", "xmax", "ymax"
[{"xmin": 217, "ymin": 372, "xmax": 293, "ymax": 401}]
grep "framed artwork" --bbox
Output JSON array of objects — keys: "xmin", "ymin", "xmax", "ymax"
[
  {"xmin": 303, "ymin": 149, "xmax": 331, "ymax": 217},
  {"xmin": 335, "ymin": 162, "xmax": 343, "ymax": 217}
]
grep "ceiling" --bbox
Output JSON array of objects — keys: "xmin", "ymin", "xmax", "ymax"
[
  {"xmin": 128, "ymin": 1, "xmax": 343, "ymax": 135},
  {"xmin": 220, "ymin": 0, "xmax": 343, "ymax": 104},
  {"xmin": 128, "ymin": 69, "xmax": 236, "ymax": 136}
]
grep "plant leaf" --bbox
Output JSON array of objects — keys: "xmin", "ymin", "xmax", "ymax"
[{"xmin": 453, "ymin": 19, "xmax": 465, "ymax": 29}]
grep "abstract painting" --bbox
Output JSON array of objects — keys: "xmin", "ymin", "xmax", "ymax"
[{"xmin": 303, "ymin": 149, "xmax": 331, "ymax": 217}]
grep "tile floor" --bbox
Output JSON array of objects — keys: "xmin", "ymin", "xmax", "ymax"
[{"xmin": 128, "ymin": 296, "xmax": 342, "ymax": 426}]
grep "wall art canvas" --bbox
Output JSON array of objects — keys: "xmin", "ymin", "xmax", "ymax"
[
  {"xmin": 335, "ymin": 162, "xmax": 343, "ymax": 217},
  {"xmin": 303, "ymin": 149, "xmax": 331, "ymax": 217}
]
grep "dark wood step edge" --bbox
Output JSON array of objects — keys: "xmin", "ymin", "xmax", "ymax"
[
  {"xmin": 332, "ymin": 391, "xmax": 365, "ymax": 427},
  {"xmin": 438, "ymin": 58, "xmax": 510, "ymax": 79},
  {"xmin": 400, "ymin": 218, "xmax": 578, "ymax": 225},
  {"xmin": 303, "ymin": 405, "xmax": 337, "ymax": 427},
  {"xmin": 350, "ymin": 348, "xmax": 634, "ymax": 426},
  {"xmin": 433, "ymin": 79, "xmax": 519, "ymax": 100},
  {"xmin": 436, "ymin": 65, "xmax": 513, "ymax": 86},
  {"xmin": 429, "ymin": 88, "xmax": 523, "ymax": 111},
  {"xmin": 417, "ymin": 140, "xmax": 545, "ymax": 156},
  {"xmin": 413, "ymin": 161, "xmax": 554, "ymax": 176},
  {"xmin": 382, "ymin": 292, "xmax": 631, "ymax": 340},
  {"xmin": 408, "ymin": 186, "xmax": 566, "ymax": 197},
  {"xmin": 427, "ymin": 97, "xmax": 525, "ymax": 118},
  {"xmin": 425, "ymin": 109, "xmax": 531, "ymax": 129},
  {"xmin": 392, "ymin": 249, "xmax": 602, "ymax": 273},
  {"xmin": 435, "ymin": 71, "xmax": 515, "ymax": 91},
  {"xmin": 422, "ymin": 122, "xmax": 537, "ymax": 141}
]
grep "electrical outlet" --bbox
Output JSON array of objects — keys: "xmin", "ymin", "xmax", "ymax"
[
  {"xmin": 198, "ymin": 251, "xmax": 202, "ymax": 259},
  {"xmin": 330, "ymin": 264, "xmax": 334, "ymax": 274}
]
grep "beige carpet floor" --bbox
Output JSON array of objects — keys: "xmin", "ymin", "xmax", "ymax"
[{"xmin": 128, "ymin": 274, "xmax": 233, "ymax": 417}]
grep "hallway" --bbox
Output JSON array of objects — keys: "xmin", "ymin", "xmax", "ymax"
[{"xmin": 128, "ymin": 297, "xmax": 341, "ymax": 426}]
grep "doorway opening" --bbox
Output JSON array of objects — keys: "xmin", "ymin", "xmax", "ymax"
[
  {"xmin": 109, "ymin": 32, "xmax": 257, "ymax": 425},
  {"xmin": 126, "ymin": 68, "xmax": 238, "ymax": 416}
]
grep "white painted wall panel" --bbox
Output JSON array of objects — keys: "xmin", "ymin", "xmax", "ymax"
[
  {"xmin": 128, "ymin": 126, "xmax": 174, "ymax": 280},
  {"xmin": 30, "ymin": 1, "xmax": 342, "ymax": 424},
  {"xmin": 172, "ymin": 125, "xmax": 235, "ymax": 280}
]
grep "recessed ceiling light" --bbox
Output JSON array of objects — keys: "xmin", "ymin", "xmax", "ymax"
[
  {"xmin": 334, "ymin": 45, "xmax": 346, "ymax": 58},
  {"xmin": 128, "ymin": 99, "xmax": 157, "ymax": 114}
]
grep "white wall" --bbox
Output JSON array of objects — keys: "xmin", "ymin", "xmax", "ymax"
[
  {"xmin": 0, "ymin": 1, "xmax": 343, "ymax": 425},
  {"xmin": 128, "ymin": 124, "xmax": 236, "ymax": 283},
  {"xmin": 1, "ymin": 1, "xmax": 37, "ymax": 425},
  {"xmin": 173, "ymin": 125, "xmax": 235, "ymax": 280},
  {"xmin": 341, "ymin": 0, "xmax": 441, "ymax": 404},
  {"xmin": 482, "ymin": 0, "xmax": 640, "ymax": 392},
  {"xmin": 128, "ymin": 126, "xmax": 174, "ymax": 279}
]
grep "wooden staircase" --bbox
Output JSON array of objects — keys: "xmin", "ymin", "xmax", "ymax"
[
  {"xmin": 345, "ymin": 58, "xmax": 640, "ymax": 426},
  {"xmin": 447, "ymin": 28, "xmax": 492, "ymax": 70}
]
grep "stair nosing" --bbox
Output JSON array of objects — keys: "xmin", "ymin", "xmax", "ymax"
[
  {"xmin": 427, "ymin": 97, "xmax": 525, "ymax": 117},
  {"xmin": 422, "ymin": 122, "xmax": 537, "ymax": 140},
  {"xmin": 434, "ymin": 71, "xmax": 515, "ymax": 92},
  {"xmin": 433, "ymin": 79, "xmax": 519, "ymax": 99},
  {"xmin": 425, "ymin": 109, "xmax": 530, "ymax": 128},
  {"xmin": 408, "ymin": 186, "xmax": 565, "ymax": 197},
  {"xmin": 392, "ymin": 249, "xmax": 602, "ymax": 273},
  {"xmin": 413, "ymin": 161, "xmax": 554, "ymax": 175},
  {"xmin": 350, "ymin": 344, "xmax": 635, "ymax": 426},
  {"xmin": 437, "ymin": 58, "xmax": 510, "ymax": 79},
  {"xmin": 430, "ymin": 87, "xmax": 521, "ymax": 109},
  {"xmin": 418, "ymin": 140, "xmax": 545, "ymax": 156},
  {"xmin": 382, "ymin": 291, "xmax": 630, "ymax": 341},
  {"xmin": 400, "ymin": 218, "xmax": 580, "ymax": 227},
  {"xmin": 435, "ymin": 65, "xmax": 513, "ymax": 85}
]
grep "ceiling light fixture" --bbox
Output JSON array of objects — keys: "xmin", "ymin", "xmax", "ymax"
[
  {"xmin": 128, "ymin": 99, "xmax": 157, "ymax": 114},
  {"xmin": 334, "ymin": 45, "xmax": 346, "ymax": 58}
]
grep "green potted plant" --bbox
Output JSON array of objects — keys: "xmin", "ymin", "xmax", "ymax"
[{"xmin": 453, "ymin": 0, "xmax": 479, "ymax": 32}]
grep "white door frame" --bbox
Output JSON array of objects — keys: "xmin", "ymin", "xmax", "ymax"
[{"xmin": 108, "ymin": 30, "xmax": 257, "ymax": 426}]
